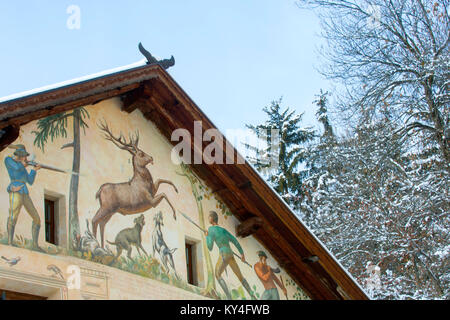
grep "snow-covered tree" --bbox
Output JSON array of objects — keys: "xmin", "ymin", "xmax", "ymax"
[
  {"xmin": 293, "ymin": 0, "xmax": 449, "ymax": 299},
  {"xmin": 301, "ymin": 114, "xmax": 449, "ymax": 299},
  {"xmin": 300, "ymin": 91, "xmax": 337, "ymax": 223},
  {"xmin": 245, "ymin": 98, "xmax": 315, "ymax": 209},
  {"xmin": 297, "ymin": 0, "xmax": 450, "ymax": 162}
]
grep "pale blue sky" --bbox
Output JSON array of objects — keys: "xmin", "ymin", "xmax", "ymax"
[{"xmin": 0, "ymin": 0, "xmax": 329, "ymax": 133}]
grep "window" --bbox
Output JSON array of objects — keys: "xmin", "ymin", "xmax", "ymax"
[
  {"xmin": 44, "ymin": 191, "xmax": 67, "ymax": 248},
  {"xmin": 185, "ymin": 238, "xmax": 204, "ymax": 287},
  {"xmin": 185, "ymin": 242, "xmax": 196, "ymax": 286},
  {"xmin": 44, "ymin": 199, "xmax": 57, "ymax": 245}
]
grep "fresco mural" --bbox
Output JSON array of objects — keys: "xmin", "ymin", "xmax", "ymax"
[
  {"xmin": 254, "ymin": 250, "xmax": 287, "ymax": 300},
  {"xmin": 33, "ymin": 107, "xmax": 91, "ymax": 249},
  {"xmin": 93, "ymin": 120, "xmax": 178, "ymax": 248},
  {"xmin": 152, "ymin": 211, "xmax": 179, "ymax": 279},
  {"xmin": 4, "ymin": 144, "xmax": 44, "ymax": 252},
  {"xmin": 205, "ymin": 210, "xmax": 255, "ymax": 300},
  {"xmin": 0, "ymin": 98, "xmax": 309, "ymax": 300}
]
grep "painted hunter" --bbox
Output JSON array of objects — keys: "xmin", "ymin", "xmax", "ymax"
[
  {"xmin": 0, "ymin": 100, "xmax": 308, "ymax": 300},
  {"xmin": 4, "ymin": 144, "xmax": 43, "ymax": 252},
  {"xmin": 0, "ymin": 47, "xmax": 366, "ymax": 299}
]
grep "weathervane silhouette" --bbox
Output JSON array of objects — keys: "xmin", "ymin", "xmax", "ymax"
[{"xmin": 138, "ymin": 42, "xmax": 175, "ymax": 70}]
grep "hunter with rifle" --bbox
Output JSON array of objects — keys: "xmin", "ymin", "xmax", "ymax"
[{"xmin": 4, "ymin": 144, "xmax": 66, "ymax": 251}]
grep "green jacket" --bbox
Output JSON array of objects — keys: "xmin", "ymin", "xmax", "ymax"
[{"xmin": 206, "ymin": 225, "xmax": 244, "ymax": 256}]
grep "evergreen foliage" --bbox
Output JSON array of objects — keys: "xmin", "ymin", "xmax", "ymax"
[{"xmin": 245, "ymin": 98, "xmax": 315, "ymax": 209}]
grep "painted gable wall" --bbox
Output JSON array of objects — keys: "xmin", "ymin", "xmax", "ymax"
[{"xmin": 0, "ymin": 98, "xmax": 309, "ymax": 300}]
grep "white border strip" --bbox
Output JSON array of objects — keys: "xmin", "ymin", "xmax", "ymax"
[{"xmin": 0, "ymin": 59, "xmax": 147, "ymax": 104}]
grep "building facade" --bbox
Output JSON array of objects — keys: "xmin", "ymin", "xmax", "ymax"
[{"xmin": 0, "ymin": 62, "xmax": 368, "ymax": 300}]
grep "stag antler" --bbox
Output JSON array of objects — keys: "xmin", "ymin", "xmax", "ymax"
[{"xmin": 98, "ymin": 119, "xmax": 140, "ymax": 153}]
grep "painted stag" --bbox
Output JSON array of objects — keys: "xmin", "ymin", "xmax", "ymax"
[{"xmin": 92, "ymin": 120, "xmax": 178, "ymax": 248}]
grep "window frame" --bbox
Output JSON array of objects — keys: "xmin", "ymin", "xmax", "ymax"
[
  {"xmin": 185, "ymin": 242, "xmax": 195, "ymax": 286},
  {"xmin": 44, "ymin": 198, "xmax": 57, "ymax": 245}
]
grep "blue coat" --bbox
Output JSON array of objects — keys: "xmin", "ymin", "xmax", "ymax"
[{"xmin": 4, "ymin": 156, "xmax": 36, "ymax": 195}]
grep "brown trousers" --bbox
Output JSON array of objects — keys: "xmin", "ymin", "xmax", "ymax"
[
  {"xmin": 8, "ymin": 192, "xmax": 41, "ymax": 225},
  {"xmin": 215, "ymin": 252, "xmax": 244, "ymax": 282}
]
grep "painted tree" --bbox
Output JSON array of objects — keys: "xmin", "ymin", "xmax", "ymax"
[
  {"xmin": 245, "ymin": 98, "xmax": 315, "ymax": 210},
  {"xmin": 176, "ymin": 162, "xmax": 218, "ymax": 299},
  {"xmin": 33, "ymin": 107, "xmax": 90, "ymax": 250}
]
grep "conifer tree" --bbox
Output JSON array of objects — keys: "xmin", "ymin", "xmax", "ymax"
[{"xmin": 245, "ymin": 98, "xmax": 315, "ymax": 209}]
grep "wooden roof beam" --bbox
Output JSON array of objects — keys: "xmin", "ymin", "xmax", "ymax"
[
  {"xmin": 139, "ymin": 92, "xmax": 340, "ymax": 299},
  {"xmin": 121, "ymin": 85, "xmax": 147, "ymax": 114},
  {"xmin": 236, "ymin": 216, "xmax": 263, "ymax": 238},
  {"xmin": 0, "ymin": 125, "xmax": 20, "ymax": 152},
  {"xmin": 0, "ymin": 83, "xmax": 140, "ymax": 130}
]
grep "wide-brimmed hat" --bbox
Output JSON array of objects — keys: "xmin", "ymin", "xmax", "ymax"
[{"xmin": 9, "ymin": 144, "xmax": 30, "ymax": 157}]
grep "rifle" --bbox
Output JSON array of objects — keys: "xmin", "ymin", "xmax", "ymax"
[
  {"xmin": 26, "ymin": 160, "xmax": 68, "ymax": 174},
  {"xmin": 7, "ymin": 145, "xmax": 69, "ymax": 174}
]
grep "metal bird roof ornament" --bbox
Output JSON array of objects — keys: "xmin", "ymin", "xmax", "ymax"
[{"xmin": 138, "ymin": 42, "xmax": 175, "ymax": 70}]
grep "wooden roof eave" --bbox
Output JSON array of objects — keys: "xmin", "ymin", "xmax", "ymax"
[
  {"xmin": 121, "ymin": 74, "xmax": 368, "ymax": 299},
  {"xmin": 141, "ymin": 73, "xmax": 369, "ymax": 300},
  {"xmin": 0, "ymin": 64, "xmax": 369, "ymax": 300},
  {"xmin": 0, "ymin": 64, "xmax": 161, "ymax": 130}
]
